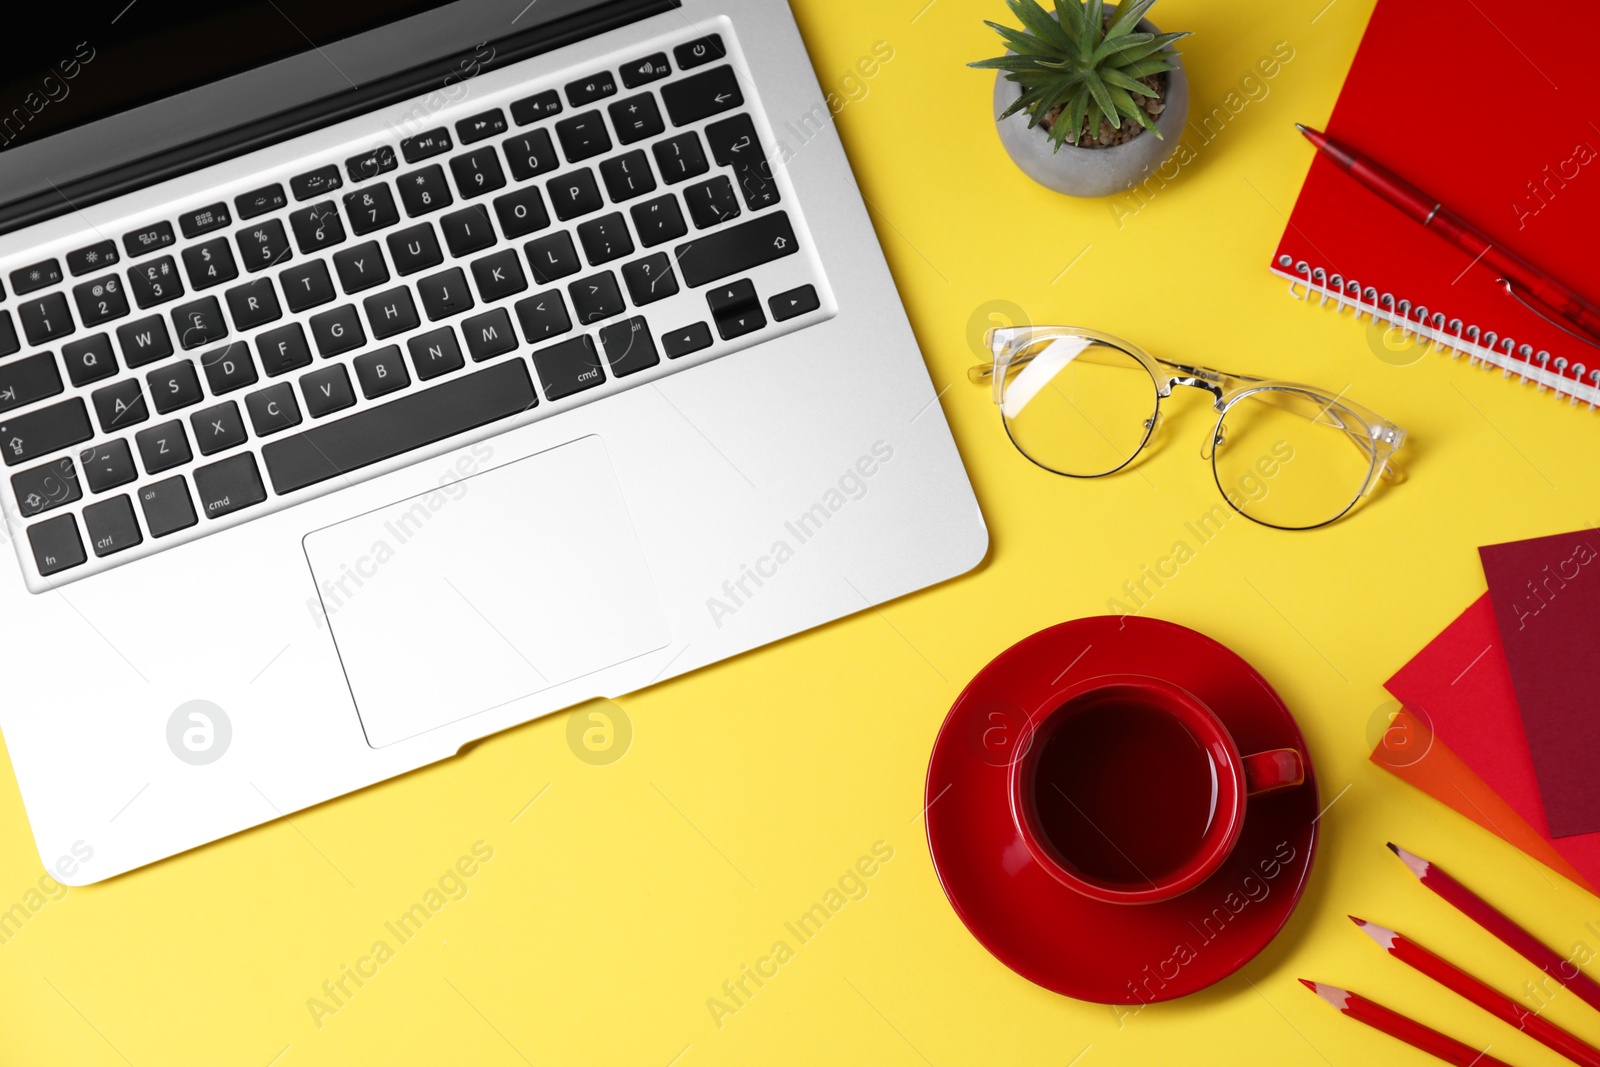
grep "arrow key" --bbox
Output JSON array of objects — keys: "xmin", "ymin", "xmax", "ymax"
[{"xmin": 769, "ymin": 284, "xmax": 820, "ymax": 322}]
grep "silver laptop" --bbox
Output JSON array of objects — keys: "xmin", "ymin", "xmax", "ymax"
[{"xmin": 0, "ymin": 0, "xmax": 985, "ymax": 882}]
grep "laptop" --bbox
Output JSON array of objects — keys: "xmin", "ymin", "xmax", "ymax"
[{"xmin": 0, "ymin": 0, "xmax": 985, "ymax": 883}]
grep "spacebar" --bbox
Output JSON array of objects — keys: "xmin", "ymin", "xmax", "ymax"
[{"xmin": 262, "ymin": 359, "xmax": 536, "ymax": 495}]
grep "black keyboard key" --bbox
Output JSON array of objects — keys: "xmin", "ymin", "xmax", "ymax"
[
  {"xmin": 566, "ymin": 71, "xmax": 618, "ymax": 106},
  {"xmin": 706, "ymin": 113, "xmax": 780, "ymax": 209},
  {"xmin": 439, "ymin": 205, "xmax": 496, "ymax": 257},
  {"xmin": 118, "ymin": 315, "xmax": 173, "ymax": 368},
  {"xmin": 343, "ymin": 184, "xmax": 401, "ymax": 236},
  {"xmin": 674, "ymin": 210, "xmax": 798, "ymax": 288},
  {"xmin": 504, "ymin": 129, "xmax": 559, "ymax": 183},
  {"xmin": 600, "ymin": 150, "xmax": 656, "ymax": 202},
  {"xmin": 182, "ymin": 238, "xmax": 240, "ymax": 290},
  {"xmin": 513, "ymin": 290, "xmax": 571, "ymax": 344},
  {"xmin": 526, "ymin": 231, "xmax": 581, "ymax": 283},
  {"xmin": 84, "ymin": 494, "xmax": 142, "ymax": 556},
  {"xmin": 716, "ymin": 303, "xmax": 766, "ymax": 340},
  {"xmin": 662, "ymin": 321, "xmax": 713, "ymax": 358},
  {"xmin": 138, "ymin": 476, "xmax": 198, "ymax": 537},
  {"xmin": 408, "ymin": 327, "xmax": 465, "ymax": 381},
  {"xmin": 66, "ymin": 241, "xmax": 120, "ymax": 277},
  {"xmin": 708, "ymin": 279, "xmax": 757, "ymax": 317},
  {"xmin": 82, "ymin": 439, "xmax": 137, "ymax": 492},
  {"xmin": 236, "ymin": 183, "xmax": 288, "ymax": 219},
  {"xmin": 146, "ymin": 360, "xmax": 203, "ymax": 414},
  {"xmin": 201, "ymin": 341, "xmax": 257, "ymax": 395},
  {"xmin": 471, "ymin": 249, "xmax": 528, "ymax": 303},
  {"xmin": 11, "ymin": 455, "xmax": 80, "ymax": 516},
  {"xmin": 461, "ymin": 308, "xmax": 517, "ymax": 362},
  {"xmin": 494, "ymin": 186, "xmax": 550, "ymax": 239},
  {"xmin": 281, "ymin": 260, "xmax": 336, "ymax": 311},
  {"xmin": 622, "ymin": 253, "xmax": 679, "ymax": 306},
  {"xmin": 310, "ymin": 304, "xmax": 366, "ymax": 357},
  {"xmin": 1, "ymin": 397, "xmax": 92, "ymax": 466},
  {"xmin": 257, "ymin": 323, "xmax": 313, "ymax": 377},
  {"xmin": 450, "ymin": 147, "xmax": 506, "ymax": 199},
  {"xmin": 289, "ymin": 201, "xmax": 346, "ymax": 254},
  {"xmin": 770, "ymin": 283, "xmax": 820, "ymax": 321},
  {"xmin": 346, "ymin": 145, "xmax": 398, "ymax": 183},
  {"xmin": 653, "ymin": 132, "xmax": 709, "ymax": 185},
  {"xmin": 193, "ymin": 452, "xmax": 267, "ymax": 518},
  {"xmin": 568, "ymin": 271, "xmax": 624, "ymax": 325},
  {"xmin": 599, "ymin": 316, "xmax": 659, "ymax": 378},
  {"xmin": 333, "ymin": 242, "xmax": 389, "ymax": 294},
  {"xmin": 11, "ymin": 259, "xmax": 63, "ymax": 295},
  {"xmin": 401, "ymin": 127, "xmax": 452, "ymax": 163},
  {"xmin": 511, "ymin": 90, "xmax": 562, "ymax": 125},
  {"xmin": 291, "ymin": 164, "xmax": 343, "ymax": 201},
  {"xmin": 398, "ymin": 165, "xmax": 453, "ymax": 216},
  {"xmin": 20, "ymin": 292, "xmax": 74, "ymax": 343},
  {"xmin": 123, "ymin": 222, "xmax": 175, "ymax": 258},
  {"xmin": 0, "ymin": 352, "xmax": 62, "ymax": 414},
  {"xmin": 549, "ymin": 169, "xmax": 603, "ymax": 222},
  {"xmin": 226, "ymin": 278, "xmax": 282, "ymax": 330},
  {"xmin": 28, "ymin": 513, "xmax": 85, "ymax": 575},
  {"xmin": 630, "ymin": 195, "xmax": 688, "ymax": 248},
  {"xmin": 0, "ymin": 312, "xmax": 17, "ymax": 358},
  {"xmin": 92, "ymin": 378, "xmax": 148, "ymax": 433},
  {"xmin": 387, "ymin": 223, "xmax": 443, "ymax": 275},
  {"xmin": 622, "ymin": 52, "xmax": 671, "ymax": 88},
  {"xmin": 236, "ymin": 220, "xmax": 292, "ymax": 273},
  {"xmin": 685, "ymin": 175, "xmax": 741, "ymax": 229},
  {"xmin": 190, "ymin": 401, "xmax": 248, "ymax": 455},
  {"xmin": 300, "ymin": 364, "xmax": 356, "ymax": 418},
  {"xmin": 533, "ymin": 335, "xmax": 605, "ymax": 400},
  {"xmin": 264, "ymin": 358, "xmax": 536, "ymax": 494},
  {"xmin": 354, "ymin": 345, "xmax": 410, "ymax": 398},
  {"xmin": 63, "ymin": 334, "xmax": 116, "ymax": 386},
  {"xmin": 417, "ymin": 268, "xmax": 473, "ymax": 321},
  {"xmin": 245, "ymin": 382, "xmax": 302, "ymax": 436},
  {"xmin": 556, "ymin": 111, "xmax": 612, "ymax": 164},
  {"xmin": 178, "ymin": 203, "xmax": 231, "ymax": 239},
  {"xmin": 578, "ymin": 213, "xmax": 634, "ymax": 265},
  {"xmin": 663, "ymin": 66, "xmax": 743, "ymax": 127},
  {"xmin": 675, "ymin": 34, "xmax": 726, "ymax": 71},
  {"xmin": 362, "ymin": 286, "xmax": 420, "ymax": 339},
  {"xmin": 127, "ymin": 257, "xmax": 184, "ymax": 309},
  {"xmin": 609, "ymin": 94, "xmax": 665, "ymax": 145},
  {"xmin": 172, "ymin": 296, "xmax": 228, "ymax": 350},
  {"xmin": 457, "ymin": 108, "xmax": 507, "ymax": 144},
  {"xmin": 134, "ymin": 419, "xmax": 190, "ymax": 474}
]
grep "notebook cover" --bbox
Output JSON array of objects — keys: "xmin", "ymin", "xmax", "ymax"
[
  {"xmin": 1480, "ymin": 530, "xmax": 1600, "ymax": 837},
  {"xmin": 1386, "ymin": 594, "xmax": 1600, "ymax": 891},
  {"xmin": 1271, "ymin": 0, "xmax": 1600, "ymax": 402}
]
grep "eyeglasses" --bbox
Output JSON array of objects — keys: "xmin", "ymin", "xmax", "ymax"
[{"xmin": 969, "ymin": 326, "xmax": 1408, "ymax": 530}]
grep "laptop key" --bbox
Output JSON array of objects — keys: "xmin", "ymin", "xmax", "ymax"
[
  {"xmin": 510, "ymin": 90, "xmax": 562, "ymax": 125},
  {"xmin": 653, "ymin": 132, "xmax": 709, "ymax": 185},
  {"xmin": 662, "ymin": 321, "xmax": 713, "ymax": 358},
  {"xmin": 289, "ymin": 201, "xmax": 346, "ymax": 254},
  {"xmin": 504, "ymin": 129, "xmax": 559, "ymax": 182},
  {"xmin": 685, "ymin": 175, "xmax": 741, "ymax": 229},
  {"xmin": 0, "ymin": 312, "xmax": 18, "ymax": 358},
  {"xmin": 556, "ymin": 111, "xmax": 612, "ymax": 163},
  {"xmin": 630, "ymin": 195, "xmax": 688, "ymax": 248},
  {"xmin": 300, "ymin": 364, "xmax": 356, "ymax": 418},
  {"xmin": 134, "ymin": 419, "xmax": 191, "ymax": 474},
  {"xmin": 609, "ymin": 94, "xmax": 665, "ymax": 145},
  {"xmin": 190, "ymin": 401, "xmax": 247, "ymax": 455},
  {"xmin": 193, "ymin": 452, "xmax": 268, "ymax": 519},
  {"xmin": 706, "ymin": 113, "xmax": 780, "ymax": 209},
  {"xmin": 399, "ymin": 165, "xmax": 453, "ymax": 217},
  {"xmin": 599, "ymin": 150, "xmax": 656, "ymax": 202},
  {"xmin": 290, "ymin": 165, "xmax": 343, "ymax": 201},
  {"xmin": 172, "ymin": 296, "xmax": 228, "ymax": 350},
  {"xmin": 72, "ymin": 275, "xmax": 130, "ymax": 327},
  {"xmin": 138, "ymin": 475, "xmax": 198, "ymax": 537},
  {"xmin": 549, "ymin": 168, "xmax": 603, "ymax": 221},
  {"xmin": 578, "ymin": 213, "xmax": 634, "ymax": 265},
  {"xmin": 408, "ymin": 327, "xmax": 465, "ymax": 381},
  {"xmin": 494, "ymin": 186, "xmax": 550, "ymax": 239},
  {"xmin": 182, "ymin": 238, "xmax": 239, "ymax": 290},
  {"xmin": 244, "ymin": 382, "xmax": 302, "ymax": 436},
  {"xmin": 262, "ymin": 358, "xmax": 536, "ymax": 494},
  {"xmin": 226, "ymin": 278, "xmax": 282, "ymax": 330},
  {"xmin": 440, "ymin": 205, "xmax": 496, "ymax": 257},
  {"xmin": 178, "ymin": 203, "xmax": 231, "ymax": 239},
  {"xmin": 333, "ymin": 242, "xmax": 389, "ymax": 294},
  {"xmin": 66, "ymin": 241, "xmax": 120, "ymax": 277},
  {"xmin": 599, "ymin": 316, "xmax": 659, "ymax": 378},
  {"xmin": 566, "ymin": 72, "xmax": 618, "ymax": 107},
  {"xmin": 532, "ymin": 335, "xmax": 605, "ymax": 401},
  {"xmin": 119, "ymin": 315, "xmax": 174, "ymax": 367},
  {"xmin": 513, "ymin": 290, "xmax": 571, "ymax": 343},
  {"xmin": 354, "ymin": 346, "xmax": 410, "ymax": 399},
  {"xmin": 123, "ymin": 222, "xmax": 175, "ymax": 258},
  {"xmin": 461, "ymin": 308, "xmax": 517, "ymax": 362},
  {"xmin": 10, "ymin": 455, "xmax": 80, "ymax": 516},
  {"xmin": 673, "ymin": 210, "xmax": 799, "ymax": 288},
  {"xmin": 84, "ymin": 495, "xmax": 143, "ymax": 556},
  {"xmin": 146, "ymin": 360, "xmax": 203, "ymax": 414},
  {"xmin": 310, "ymin": 305, "xmax": 366, "ymax": 357},
  {"xmin": 450, "ymin": 148, "xmax": 506, "ymax": 199},
  {"xmin": 770, "ymin": 284, "xmax": 820, "ymax": 321},
  {"xmin": 27, "ymin": 513, "xmax": 85, "ymax": 575},
  {"xmin": 526, "ymin": 231, "xmax": 581, "ymax": 283},
  {"xmin": 63, "ymin": 334, "xmax": 117, "ymax": 386},
  {"xmin": 622, "ymin": 253, "xmax": 679, "ymax": 306},
  {"xmin": 11, "ymin": 260, "xmax": 64, "ymax": 295},
  {"xmin": 235, "ymin": 183, "xmax": 287, "ymax": 219},
  {"xmin": 201, "ymin": 341, "xmax": 258, "ymax": 395},
  {"xmin": 237, "ymin": 219, "xmax": 292, "ymax": 273},
  {"xmin": 346, "ymin": 146, "xmax": 398, "ymax": 183},
  {"xmin": 471, "ymin": 249, "xmax": 528, "ymax": 302},
  {"xmin": 281, "ymin": 260, "xmax": 336, "ymax": 311},
  {"xmin": 0, "ymin": 352, "xmax": 63, "ymax": 415},
  {"xmin": 621, "ymin": 52, "xmax": 671, "ymax": 88},
  {"xmin": 456, "ymin": 108, "xmax": 507, "ymax": 144},
  {"xmin": 1, "ymin": 397, "xmax": 93, "ymax": 466},
  {"xmin": 257, "ymin": 323, "xmax": 313, "ymax": 377},
  {"xmin": 674, "ymin": 34, "xmax": 726, "ymax": 70},
  {"xmin": 92, "ymin": 378, "xmax": 149, "ymax": 434},
  {"xmin": 127, "ymin": 256, "xmax": 184, "ymax": 309},
  {"xmin": 568, "ymin": 271, "xmax": 624, "ymax": 325},
  {"xmin": 388, "ymin": 223, "xmax": 444, "ymax": 275},
  {"xmin": 343, "ymin": 184, "xmax": 401, "ymax": 235},
  {"xmin": 662, "ymin": 66, "xmax": 743, "ymax": 127},
  {"xmin": 363, "ymin": 286, "xmax": 421, "ymax": 338},
  {"xmin": 20, "ymin": 292, "xmax": 75, "ymax": 344},
  {"xmin": 82, "ymin": 440, "xmax": 136, "ymax": 492},
  {"xmin": 400, "ymin": 127, "xmax": 452, "ymax": 163},
  {"xmin": 417, "ymin": 268, "xmax": 473, "ymax": 321}
]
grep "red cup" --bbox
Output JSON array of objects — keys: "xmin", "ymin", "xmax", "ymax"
[{"xmin": 1008, "ymin": 674, "xmax": 1304, "ymax": 904}]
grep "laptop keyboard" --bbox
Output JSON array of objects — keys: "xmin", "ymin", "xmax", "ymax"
[{"xmin": 0, "ymin": 27, "xmax": 829, "ymax": 588}]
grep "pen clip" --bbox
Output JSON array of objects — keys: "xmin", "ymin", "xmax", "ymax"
[{"xmin": 1497, "ymin": 277, "xmax": 1600, "ymax": 350}]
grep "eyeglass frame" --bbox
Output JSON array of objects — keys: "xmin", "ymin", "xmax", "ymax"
[{"xmin": 969, "ymin": 325, "xmax": 1409, "ymax": 530}]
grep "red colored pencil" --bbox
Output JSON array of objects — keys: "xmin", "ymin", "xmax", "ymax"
[
  {"xmin": 1353, "ymin": 917, "xmax": 1600, "ymax": 1067},
  {"xmin": 1389, "ymin": 844, "xmax": 1600, "ymax": 1015},
  {"xmin": 1301, "ymin": 980, "xmax": 1518, "ymax": 1066}
]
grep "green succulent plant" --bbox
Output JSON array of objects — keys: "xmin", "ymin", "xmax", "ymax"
[{"xmin": 971, "ymin": 0, "xmax": 1189, "ymax": 151}]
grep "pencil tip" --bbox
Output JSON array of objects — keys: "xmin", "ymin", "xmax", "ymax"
[
  {"xmin": 1298, "ymin": 978, "xmax": 1316, "ymax": 990},
  {"xmin": 1386, "ymin": 843, "xmax": 1430, "ymax": 878},
  {"xmin": 1385, "ymin": 841, "xmax": 1400, "ymax": 855},
  {"xmin": 1348, "ymin": 914, "xmax": 1364, "ymax": 925}
]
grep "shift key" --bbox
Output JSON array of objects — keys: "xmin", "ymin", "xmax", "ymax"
[
  {"xmin": 672, "ymin": 211, "xmax": 798, "ymax": 288},
  {"xmin": 1, "ymin": 397, "xmax": 93, "ymax": 467}
]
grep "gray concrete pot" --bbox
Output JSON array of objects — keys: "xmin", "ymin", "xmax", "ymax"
[{"xmin": 991, "ymin": 16, "xmax": 1189, "ymax": 198}]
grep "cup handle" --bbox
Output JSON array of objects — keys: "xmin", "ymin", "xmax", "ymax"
[{"xmin": 1241, "ymin": 748, "xmax": 1305, "ymax": 796}]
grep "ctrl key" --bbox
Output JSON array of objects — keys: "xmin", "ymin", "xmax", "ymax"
[
  {"xmin": 27, "ymin": 513, "xmax": 86, "ymax": 576},
  {"xmin": 193, "ymin": 453, "xmax": 267, "ymax": 519},
  {"xmin": 83, "ymin": 495, "xmax": 143, "ymax": 557}
]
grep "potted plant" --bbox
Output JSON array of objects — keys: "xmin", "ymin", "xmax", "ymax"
[{"xmin": 972, "ymin": 0, "xmax": 1191, "ymax": 197}]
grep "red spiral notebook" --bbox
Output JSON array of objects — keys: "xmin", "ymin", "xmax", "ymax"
[{"xmin": 1270, "ymin": 0, "xmax": 1600, "ymax": 407}]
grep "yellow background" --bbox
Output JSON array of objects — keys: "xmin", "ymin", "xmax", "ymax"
[{"xmin": 5, "ymin": 1, "xmax": 1600, "ymax": 1063}]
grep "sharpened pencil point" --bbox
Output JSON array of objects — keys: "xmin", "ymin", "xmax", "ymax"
[
  {"xmin": 1349, "ymin": 914, "xmax": 1363, "ymax": 925},
  {"xmin": 1386, "ymin": 843, "xmax": 1430, "ymax": 878},
  {"xmin": 1299, "ymin": 978, "xmax": 1317, "ymax": 991},
  {"xmin": 1386, "ymin": 841, "xmax": 1400, "ymax": 855}
]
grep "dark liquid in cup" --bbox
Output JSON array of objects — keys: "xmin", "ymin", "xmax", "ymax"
[{"xmin": 1030, "ymin": 701, "xmax": 1219, "ymax": 887}]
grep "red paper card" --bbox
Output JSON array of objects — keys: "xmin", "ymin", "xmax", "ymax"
[{"xmin": 1480, "ymin": 531, "xmax": 1600, "ymax": 837}]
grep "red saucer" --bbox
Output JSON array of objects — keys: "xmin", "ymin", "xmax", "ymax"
[{"xmin": 925, "ymin": 616, "xmax": 1318, "ymax": 1003}]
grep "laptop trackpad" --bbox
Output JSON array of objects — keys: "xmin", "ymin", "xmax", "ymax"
[{"xmin": 304, "ymin": 435, "xmax": 671, "ymax": 748}]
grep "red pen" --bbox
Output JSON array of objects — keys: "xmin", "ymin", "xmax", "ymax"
[{"xmin": 1296, "ymin": 123, "xmax": 1600, "ymax": 349}]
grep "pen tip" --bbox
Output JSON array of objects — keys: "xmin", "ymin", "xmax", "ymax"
[{"xmin": 1294, "ymin": 122, "xmax": 1308, "ymax": 133}]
